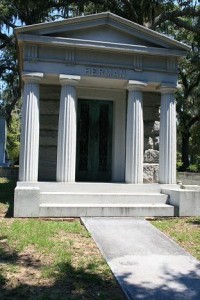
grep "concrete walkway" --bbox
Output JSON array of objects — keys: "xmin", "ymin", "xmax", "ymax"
[{"xmin": 81, "ymin": 217, "xmax": 200, "ymax": 300}]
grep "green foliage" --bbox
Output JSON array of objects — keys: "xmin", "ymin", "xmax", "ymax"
[
  {"xmin": 187, "ymin": 164, "xmax": 199, "ymax": 173},
  {"xmin": 177, "ymin": 160, "xmax": 183, "ymax": 169},
  {"xmin": 190, "ymin": 122, "xmax": 200, "ymax": 160},
  {"xmin": 187, "ymin": 155, "xmax": 200, "ymax": 173},
  {"xmin": 6, "ymin": 112, "xmax": 20, "ymax": 163},
  {"xmin": 176, "ymin": 30, "xmax": 200, "ymax": 170},
  {"xmin": 177, "ymin": 152, "xmax": 183, "ymax": 169}
]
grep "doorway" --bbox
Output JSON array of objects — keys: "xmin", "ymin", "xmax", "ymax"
[{"xmin": 76, "ymin": 99, "xmax": 113, "ymax": 182}]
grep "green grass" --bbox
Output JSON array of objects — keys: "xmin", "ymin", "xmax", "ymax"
[
  {"xmin": 0, "ymin": 177, "xmax": 125, "ymax": 299},
  {"xmin": 151, "ymin": 217, "xmax": 200, "ymax": 261},
  {"xmin": 0, "ymin": 219, "xmax": 87, "ymax": 252},
  {"xmin": 0, "ymin": 218, "xmax": 125, "ymax": 299}
]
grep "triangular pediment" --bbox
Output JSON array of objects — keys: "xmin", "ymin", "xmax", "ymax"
[
  {"xmin": 47, "ymin": 24, "xmax": 161, "ymax": 48},
  {"xmin": 16, "ymin": 12, "xmax": 190, "ymax": 53}
]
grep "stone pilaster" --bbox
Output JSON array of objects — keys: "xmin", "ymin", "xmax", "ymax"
[
  {"xmin": 56, "ymin": 75, "xmax": 80, "ymax": 182},
  {"xmin": 159, "ymin": 87, "xmax": 177, "ymax": 184},
  {"xmin": 125, "ymin": 81, "xmax": 146, "ymax": 183},
  {"xmin": 19, "ymin": 73, "xmax": 43, "ymax": 181}
]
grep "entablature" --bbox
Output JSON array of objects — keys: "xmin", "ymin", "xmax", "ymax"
[{"xmin": 21, "ymin": 41, "xmax": 178, "ymax": 76}]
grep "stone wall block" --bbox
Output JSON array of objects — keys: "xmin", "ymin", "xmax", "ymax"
[
  {"xmin": 40, "ymin": 115, "xmax": 59, "ymax": 130},
  {"xmin": 143, "ymin": 164, "xmax": 159, "ymax": 183},
  {"xmin": 40, "ymin": 100, "xmax": 59, "ymax": 114},
  {"xmin": 144, "ymin": 149, "xmax": 159, "ymax": 163}
]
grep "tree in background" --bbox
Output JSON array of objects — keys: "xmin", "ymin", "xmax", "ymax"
[
  {"xmin": 173, "ymin": 15, "xmax": 200, "ymax": 171},
  {"xmin": 0, "ymin": 0, "xmax": 200, "ymax": 169},
  {"xmin": 176, "ymin": 33, "xmax": 200, "ymax": 171}
]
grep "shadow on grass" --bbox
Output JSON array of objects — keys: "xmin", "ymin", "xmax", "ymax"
[
  {"xmin": 0, "ymin": 242, "xmax": 18, "ymax": 263},
  {"xmin": 0, "ymin": 239, "xmax": 126, "ymax": 300},
  {"xmin": 186, "ymin": 218, "xmax": 200, "ymax": 226},
  {"xmin": 1, "ymin": 237, "xmax": 200, "ymax": 300},
  {"xmin": 0, "ymin": 179, "xmax": 16, "ymax": 217}
]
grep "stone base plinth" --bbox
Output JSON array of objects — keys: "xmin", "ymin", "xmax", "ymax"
[
  {"xmin": 162, "ymin": 188, "xmax": 200, "ymax": 216},
  {"xmin": 143, "ymin": 164, "xmax": 159, "ymax": 183}
]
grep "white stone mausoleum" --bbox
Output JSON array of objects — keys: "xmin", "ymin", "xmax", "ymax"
[{"xmin": 14, "ymin": 12, "xmax": 200, "ymax": 218}]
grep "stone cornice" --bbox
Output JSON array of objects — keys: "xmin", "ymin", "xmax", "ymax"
[
  {"xmin": 17, "ymin": 34, "xmax": 188, "ymax": 58},
  {"xmin": 15, "ymin": 12, "xmax": 190, "ymax": 52}
]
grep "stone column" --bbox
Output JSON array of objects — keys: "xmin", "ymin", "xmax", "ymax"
[
  {"xmin": 19, "ymin": 73, "xmax": 43, "ymax": 181},
  {"xmin": 125, "ymin": 81, "xmax": 146, "ymax": 183},
  {"xmin": 159, "ymin": 87, "xmax": 177, "ymax": 184},
  {"xmin": 56, "ymin": 75, "xmax": 80, "ymax": 182}
]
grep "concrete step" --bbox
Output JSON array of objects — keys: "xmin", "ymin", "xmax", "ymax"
[
  {"xmin": 39, "ymin": 203, "xmax": 174, "ymax": 217},
  {"xmin": 40, "ymin": 192, "xmax": 169, "ymax": 204}
]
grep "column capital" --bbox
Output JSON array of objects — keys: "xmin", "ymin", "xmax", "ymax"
[
  {"xmin": 59, "ymin": 74, "xmax": 81, "ymax": 86},
  {"xmin": 126, "ymin": 80, "xmax": 147, "ymax": 91},
  {"xmin": 22, "ymin": 72, "xmax": 44, "ymax": 84},
  {"xmin": 158, "ymin": 84, "xmax": 177, "ymax": 94}
]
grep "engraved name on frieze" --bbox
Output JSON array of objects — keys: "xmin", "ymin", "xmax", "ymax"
[{"xmin": 85, "ymin": 66, "xmax": 126, "ymax": 78}]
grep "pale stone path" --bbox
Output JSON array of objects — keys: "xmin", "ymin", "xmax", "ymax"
[{"xmin": 81, "ymin": 217, "xmax": 200, "ymax": 300}]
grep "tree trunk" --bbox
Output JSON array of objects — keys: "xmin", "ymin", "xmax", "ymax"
[{"xmin": 181, "ymin": 131, "xmax": 190, "ymax": 170}]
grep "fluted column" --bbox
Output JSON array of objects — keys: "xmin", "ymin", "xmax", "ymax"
[
  {"xmin": 159, "ymin": 87, "xmax": 177, "ymax": 184},
  {"xmin": 19, "ymin": 73, "xmax": 43, "ymax": 181},
  {"xmin": 56, "ymin": 75, "xmax": 80, "ymax": 182},
  {"xmin": 125, "ymin": 81, "xmax": 146, "ymax": 183}
]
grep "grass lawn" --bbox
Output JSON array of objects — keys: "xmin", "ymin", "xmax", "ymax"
[
  {"xmin": 0, "ymin": 178, "xmax": 125, "ymax": 299},
  {"xmin": 151, "ymin": 217, "xmax": 200, "ymax": 261}
]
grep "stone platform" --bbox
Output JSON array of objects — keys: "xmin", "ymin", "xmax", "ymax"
[{"xmin": 14, "ymin": 183, "xmax": 179, "ymax": 217}]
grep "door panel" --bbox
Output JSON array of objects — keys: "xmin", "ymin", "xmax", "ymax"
[{"xmin": 76, "ymin": 99, "xmax": 113, "ymax": 182}]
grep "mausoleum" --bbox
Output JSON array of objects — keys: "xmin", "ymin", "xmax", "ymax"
[{"xmin": 15, "ymin": 12, "xmax": 199, "ymax": 218}]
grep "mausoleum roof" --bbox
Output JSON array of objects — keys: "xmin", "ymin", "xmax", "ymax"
[{"xmin": 15, "ymin": 12, "xmax": 190, "ymax": 57}]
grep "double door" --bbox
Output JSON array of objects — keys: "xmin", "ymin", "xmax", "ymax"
[{"xmin": 76, "ymin": 99, "xmax": 113, "ymax": 182}]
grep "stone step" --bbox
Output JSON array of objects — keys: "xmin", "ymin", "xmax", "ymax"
[
  {"xmin": 17, "ymin": 182, "xmax": 179, "ymax": 193},
  {"xmin": 39, "ymin": 203, "xmax": 174, "ymax": 217},
  {"xmin": 40, "ymin": 192, "xmax": 169, "ymax": 204}
]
